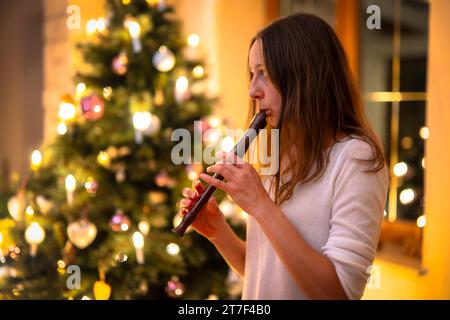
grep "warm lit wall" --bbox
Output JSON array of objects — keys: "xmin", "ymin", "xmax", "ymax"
[{"xmin": 363, "ymin": 0, "xmax": 450, "ymax": 299}]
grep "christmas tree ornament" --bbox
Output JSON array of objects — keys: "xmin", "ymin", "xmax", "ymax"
[
  {"xmin": 65, "ymin": 174, "xmax": 76, "ymax": 206},
  {"xmin": 93, "ymin": 280, "xmax": 111, "ymax": 300},
  {"xmin": 127, "ymin": 20, "xmax": 142, "ymax": 53},
  {"xmin": 7, "ymin": 191, "xmax": 26, "ymax": 221},
  {"xmin": 84, "ymin": 177, "xmax": 99, "ymax": 195},
  {"xmin": 155, "ymin": 171, "xmax": 176, "ymax": 188},
  {"xmin": 24, "ymin": 222, "xmax": 45, "ymax": 257},
  {"xmin": 152, "ymin": 46, "xmax": 175, "ymax": 72},
  {"xmin": 31, "ymin": 150, "xmax": 42, "ymax": 171},
  {"xmin": 148, "ymin": 191, "xmax": 167, "ymax": 204},
  {"xmin": 67, "ymin": 219, "xmax": 97, "ymax": 249},
  {"xmin": 138, "ymin": 220, "xmax": 150, "ymax": 236},
  {"xmin": 58, "ymin": 94, "xmax": 77, "ymax": 121},
  {"xmin": 165, "ymin": 276, "xmax": 185, "ymax": 298},
  {"xmin": 115, "ymin": 251, "xmax": 128, "ymax": 263},
  {"xmin": 94, "ymin": 269, "xmax": 111, "ymax": 300},
  {"xmin": 103, "ymin": 86, "xmax": 113, "ymax": 100},
  {"xmin": 132, "ymin": 231, "xmax": 145, "ymax": 264},
  {"xmin": 109, "ymin": 209, "xmax": 131, "ymax": 232},
  {"xmin": 81, "ymin": 94, "xmax": 105, "ymax": 121},
  {"xmin": 111, "ymin": 52, "xmax": 128, "ymax": 75},
  {"xmin": 175, "ymin": 76, "xmax": 190, "ymax": 102},
  {"xmin": 97, "ymin": 151, "xmax": 111, "ymax": 167},
  {"xmin": 116, "ymin": 166, "xmax": 126, "ymax": 183}
]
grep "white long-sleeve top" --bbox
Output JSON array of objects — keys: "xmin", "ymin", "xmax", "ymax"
[{"xmin": 242, "ymin": 136, "xmax": 389, "ymax": 300}]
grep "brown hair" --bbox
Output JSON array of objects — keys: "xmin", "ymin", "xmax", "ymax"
[{"xmin": 248, "ymin": 13, "xmax": 386, "ymax": 205}]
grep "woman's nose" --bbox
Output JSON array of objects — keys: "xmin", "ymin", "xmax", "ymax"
[{"xmin": 249, "ymin": 79, "xmax": 264, "ymax": 100}]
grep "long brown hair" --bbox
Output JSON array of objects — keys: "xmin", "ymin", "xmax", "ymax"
[{"xmin": 248, "ymin": 13, "xmax": 386, "ymax": 205}]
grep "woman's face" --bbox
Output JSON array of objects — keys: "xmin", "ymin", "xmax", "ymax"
[{"xmin": 248, "ymin": 39, "xmax": 282, "ymax": 127}]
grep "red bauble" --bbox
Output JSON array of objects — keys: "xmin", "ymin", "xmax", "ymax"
[{"xmin": 81, "ymin": 94, "xmax": 105, "ymax": 121}]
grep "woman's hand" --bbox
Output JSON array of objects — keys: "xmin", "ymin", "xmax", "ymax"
[
  {"xmin": 199, "ymin": 151, "xmax": 272, "ymax": 219},
  {"xmin": 178, "ymin": 179, "xmax": 228, "ymax": 241}
]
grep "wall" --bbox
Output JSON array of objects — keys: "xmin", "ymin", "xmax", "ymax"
[{"xmin": 0, "ymin": 0, "xmax": 44, "ymax": 189}]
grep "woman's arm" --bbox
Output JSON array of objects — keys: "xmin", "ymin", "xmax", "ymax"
[{"xmin": 210, "ymin": 223, "xmax": 246, "ymax": 277}]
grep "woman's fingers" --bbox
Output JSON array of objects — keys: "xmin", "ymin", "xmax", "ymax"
[
  {"xmin": 179, "ymin": 198, "xmax": 193, "ymax": 209},
  {"xmin": 182, "ymin": 187, "xmax": 198, "ymax": 200},
  {"xmin": 193, "ymin": 179, "xmax": 205, "ymax": 195}
]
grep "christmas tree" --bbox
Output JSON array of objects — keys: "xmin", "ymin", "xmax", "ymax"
[{"xmin": 0, "ymin": 0, "xmax": 246, "ymax": 300}]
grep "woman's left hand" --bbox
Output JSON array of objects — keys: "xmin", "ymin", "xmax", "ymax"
[{"xmin": 199, "ymin": 151, "xmax": 272, "ymax": 218}]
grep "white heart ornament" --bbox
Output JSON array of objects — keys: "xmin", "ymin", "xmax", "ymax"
[
  {"xmin": 7, "ymin": 194, "xmax": 26, "ymax": 221},
  {"xmin": 67, "ymin": 219, "xmax": 97, "ymax": 249}
]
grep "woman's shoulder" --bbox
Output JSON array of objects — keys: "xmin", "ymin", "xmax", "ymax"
[{"xmin": 331, "ymin": 135, "xmax": 377, "ymax": 161}]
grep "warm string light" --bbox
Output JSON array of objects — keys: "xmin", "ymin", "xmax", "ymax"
[
  {"xmin": 186, "ymin": 33, "xmax": 200, "ymax": 60},
  {"xmin": 175, "ymin": 76, "xmax": 190, "ymax": 102},
  {"xmin": 132, "ymin": 111, "xmax": 152, "ymax": 144},
  {"xmin": 393, "ymin": 162, "xmax": 408, "ymax": 177},
  {"xmin": 133, "ymin": 231, "xmax": 145, "ymax": 264},
  {"xmin": 65, "ymin": 174, "xmax": 76, "ymax": 206},
  {"xmin": 31, "ymin": 150, "xmax": 42, "ymax": 171},
  {"xmin": 24, "ymin": 222, "xmax": 45, "ymax": 257},
  {"xmin": 57, "ymin": 122, "xmax": 68, "ymax": 135},
  {"xmin": 58, "ymin": 95, "xmax": 76, "ymax": 121},
  {"xmin": 399, "ymin": 188, "xmax": 415, "ymax": 205},
  {"xmin": 128, "ymin": 20, "xmax": 142, "ymax": 53}
]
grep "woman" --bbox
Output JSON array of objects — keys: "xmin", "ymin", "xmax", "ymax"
[{"xmin": 179, "ymin": 13, "xmax": 389, "ymax": 300}]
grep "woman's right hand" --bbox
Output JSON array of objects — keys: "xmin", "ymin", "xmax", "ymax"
[{"xmin": 178, "ymin": 180, "xmax": 228, "ymax": 241}]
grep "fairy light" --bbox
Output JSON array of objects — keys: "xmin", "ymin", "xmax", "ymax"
[
  {"xmin": 31, "ymin": 150, "xmax": 42, "ymax": 171},
  {"xmin": 221, "ymin": 136, "xmax": 235, "ymax": 152},
  {"xmin": 192, "ymin": 65, "xmax": 204, "ymax": 78},
  {"xmin": 393, "ymin": 162, "xmax": 408, "ymax": 177},
  {"xmin": 133, "ymin": 232, "xmax": 145, "ymax": 264},
  {"xmin": 166, "ymin": 243, "xmax": 180, "ymax": 256},
  {"xmin": 97, "ymin": 151, "xmax": 111, "ymax": 167},
  {"xmin": 399, "ymin": 188, "xmax": 415, "ymax": 205},
  {"xmin": 187, "ymin": 34, "xmax": 200, "ymax": 47},
  {"xmin": 57, "ymin": 122, "xmax": 68, "ymax": 135},
  {"xmin": 417, "ymin": 215, "xmax": 426, "ymax": 228},
  {"xmin": 24, "ymin": 222, "xmax": 45, "ymax": 257},
  {"xmin": 65, "ymin": 174, "xmax": 76, "ymax": 206},
  {"xmin": 419, "ymin": 126, "xmax": 429, "ymax": 140},
  {"xmin": 86, "ymin": 19, "xmax": 97, "ymax": 35},
  {"xmin": 25, "ymin": 206, "xmax": 35, "ymax": 217}
]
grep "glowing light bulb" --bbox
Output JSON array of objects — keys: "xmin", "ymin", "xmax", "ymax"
[
  {"xmin": 417, "ymin": 215, "xmax": 426, "ymax": 228},
  {"xmin": 176, "ymin": 76, "xmax": 189, "ymax": 93},
  {"xmin": 97, "ymin": 151, "xmax": 111, "ymax": 167},
  {"xmin": 187, "ymin": 34, "xmax": 200, "ymax": 47},
  {"xmin": 128, "ymin": 21, "xmax": 142, "ymax": 53},
  {"xmin": 132, "ymin": 112, "xmax": 152, "ymax": 130},
  {"xmin": 132, "ymin": 111, "xmax": 152, "ymax": 144},
  {"xmin": 25, "ymin": 222, "xmax": 45, "ymax": 257},
  {"xmin": 86, "ymin": 19, "xmax": 97, "ymax": 34},
  {"xmin": 422, "ymin": 157, "xmax": 425, "ymax": 169},
  {"xmin": 393, "ymin": 162, "xmax": 408, "ymax": 177},
  {"xmin": 133, "ymin": 232, "xmax": 145, "ymax": 264},
  {"xmin": 166, "ymin": 243, "xmax": 180, "ymax": 256},
  {"xmin": 57, "ymin": 122, "xmax": 68, "ymax": 135},
  {"xmin": 65, "ymin": 174, "xmax": 76, "ymax": 206},
  {"xmin": 25, "ymin": 206, "xmax": 35, "ymax": 217},
  {"xmin": 58, "ymin": 101, "xmax": 76, "ymax": 121},
  {"xmin": 192, "ymin": 65, "xmax": 204, "ymax": 78},
  {"xmin": 31, "ymin": 150, "xmax": 42, "ymax": 171},
  {"xmin": 399, "ymin": 188, "xmax": 415, "ymax": 205},
  {"xmin": 96, "ymin": 18, "xmax": 106, "ymax": 33},
  {"xmin": 76, "ymin": 83, "xmax": 86, "ymax": 97},
  {"xmin": 221, "ymin": 136, "xmax": 235, "ymax": 152},
  {"xmin": 208, "ymin": 116, "xmax": 221, "ymax": 128},
  {"xmin": 419, "ymin": 127, "xmax": 429, "ymax": 140}
]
